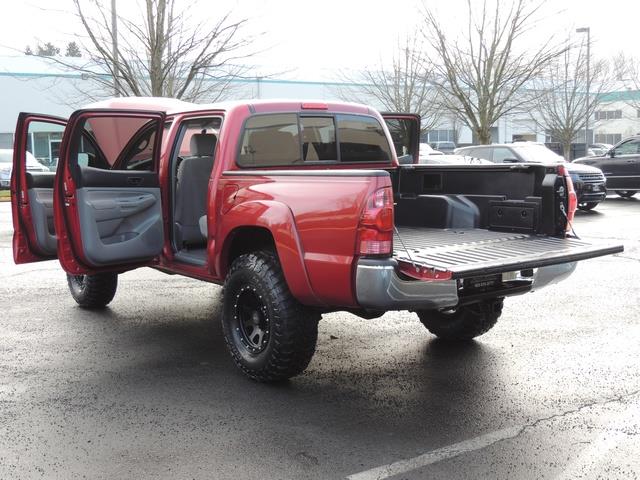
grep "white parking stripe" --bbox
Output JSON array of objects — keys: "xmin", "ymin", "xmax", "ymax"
[{"xmin": 346, "ymin": 426, "xmax": 522, "ymax": 480}]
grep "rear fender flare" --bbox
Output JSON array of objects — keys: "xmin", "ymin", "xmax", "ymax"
[{"xmin": 217, "ymin": 200, "xmax": 323, "ymax": 306}]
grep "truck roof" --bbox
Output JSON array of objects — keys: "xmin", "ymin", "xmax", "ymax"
[{"xmin": 83, "ymin": 97, "xmax": 373, "ymax": 117}]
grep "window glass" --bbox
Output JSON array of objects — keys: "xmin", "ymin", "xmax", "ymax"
[
  {"xmin": 469, "ymin": 147, "xmax": 492, "ymax": 161},
  {"xmin": 614, "ymin": 139, "xmax": 640, "ymax": 156},
  {"xmin": 238, "ymin": 114, "xmax": 301, "ymax": 167},
  {"xmin": 492, "ymin": 147, "xmax": 517, "ymax": 163},
  {"xmin": 175, "ymin": 117, "xmax": 220, "ymax": 157},
  {"xmin": 301, "ymin": 116, "xmax": 336, "ymax": 161},
  {"xmin": 384, "ymin": 118, "xmax": 416, "ymax": 162},
  {"xmin": 71, "ymin": 116, "xmax": 161, "ymax": 171},
  {"xmin": 337, "ymin": 115, "xmax": 392, "ymax": 163},
  {"xmin": 26, "ymin": 121, "xmax": 65, "ymax": 170}
]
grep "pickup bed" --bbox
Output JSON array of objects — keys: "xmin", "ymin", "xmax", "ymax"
[{"xmin": 11, "ymin": 99, "xmax": 623, "ymax": 382}]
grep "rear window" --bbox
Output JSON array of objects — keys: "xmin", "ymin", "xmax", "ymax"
[
  {"xmin": 237, "ymin": 113, "xmax": 391, "ymax": 167},
  {"xmin": 338, "ymin": 115, "xmax": 392, "ymax": 163}
]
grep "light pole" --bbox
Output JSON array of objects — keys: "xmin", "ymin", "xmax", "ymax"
[
  {"xmin": 112, "ymin": 0, "xmax": 119, "ymax": 96},
  {"xmin": 576, "ymin": 27, "xmax": 590, "ymax": 158}
]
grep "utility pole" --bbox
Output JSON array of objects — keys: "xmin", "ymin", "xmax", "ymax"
[
  {"xmin": 112, "ymin": 0, "xmax": 119, "ymax": 96},
  {"xmin": 576, "ymin": 27, "xmax": 590, "ymax": 157}
]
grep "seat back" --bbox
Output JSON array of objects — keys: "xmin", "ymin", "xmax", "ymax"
[{"xmin": 174, "ymin": 134, "xmax": 216, "ymax": 246}]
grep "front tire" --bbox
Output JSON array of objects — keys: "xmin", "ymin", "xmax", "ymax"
[
  {"xmin": 615, "ymin": 190, "xmax": 637, "ymax": 198},
  {"xmin": 66, "ymin": 272, "xmax": 118, "ymax": 308},
  {"xmin": 222, "ymin": 251, "xmax": 320, "ymax": 382},
  {"xmin": 578, "ymin": 202, "xmax": 599, "ymax": 211},
  {"xmin": 416, "ymin": 298, "xmax": 503, "ymax": 341}
]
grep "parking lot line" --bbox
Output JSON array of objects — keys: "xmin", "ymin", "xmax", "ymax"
[{"xmin": 346, "ymin": 426, "xmax": 522, "ymax": 480}]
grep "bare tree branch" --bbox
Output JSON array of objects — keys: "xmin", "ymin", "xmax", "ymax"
[
  {"xmin": 530, "ymin": 41, "xmax": 612, "ymax": 159},
  {"xmin": 421, "ymin": 0, "xmax": 567, "ymax": 144},
  {"xmin": 32, "ymin": 0, "xmax": 259, "ymax": 103},
  {"xmin": 335, "ymin": 33, "xmax": 443, "ymax": 133}
]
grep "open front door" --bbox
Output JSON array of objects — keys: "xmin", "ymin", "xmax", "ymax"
[
  {"xmin": 11, "ymin": 113, "xmax": 67, "ymax": 264},
  {"xmin": 54, "ymin": 109, "xmax": 166, "ymax": 275},
  {"xmin": 382, "ymin": 113, "xmax": 421, "ymax": 164}
]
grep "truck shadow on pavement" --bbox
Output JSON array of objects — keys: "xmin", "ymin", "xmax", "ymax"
[{"xmin": 46, "ymin": 292, "xmax": 517, "ymax": 476}]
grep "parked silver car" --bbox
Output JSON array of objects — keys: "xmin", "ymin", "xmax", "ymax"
[{"xmin": 0, "ymin": 149, "xmax": 50, "ymax": 188}]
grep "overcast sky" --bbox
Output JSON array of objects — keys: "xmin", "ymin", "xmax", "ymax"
[{"xmin": 1, "ymin": 0, "xmax": 638, "ymax": 79}]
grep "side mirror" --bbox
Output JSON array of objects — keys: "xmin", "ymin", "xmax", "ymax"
[{"xmin": 608, "ymin": 149, "xmax": 615, "ymax": 158}]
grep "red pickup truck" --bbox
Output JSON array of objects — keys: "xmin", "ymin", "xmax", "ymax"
[{"xmin": 11, "ymin": 98, "xmax": 623, "ymax": 382}]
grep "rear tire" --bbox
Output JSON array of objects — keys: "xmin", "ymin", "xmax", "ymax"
[
  {"xmin": 221, "ymin": 251, "xmax": 320, "ymax": 382},
  {"xmin": 416, "ymin": 298, "xmax": 503, "ymax": 341},
  {"xmin": 66, "ymin": 273, "xmax": 118, "ymax": 309},
  {"xmin": 615, "ymin": 190, "xmax": 637, "ymax": 198},
  {"xmin": 578, "ymin": 202, "xmax": 599, "ymax": 211}
]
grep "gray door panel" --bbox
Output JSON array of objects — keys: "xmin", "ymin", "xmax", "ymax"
[
  {"xmin": 27, "ymin": 188, "xmax": 57, "ymax": 255},
  {"xmin": 76, "ymin": 187, "xmax": 163, "ymax": 266}
]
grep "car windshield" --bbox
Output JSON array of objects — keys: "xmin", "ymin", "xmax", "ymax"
[
  {"xmin": 510, "ymin": 144, "xmax": 564, "ymax": 164},
  {"xmin": 0, "ymin": 152, "xmax": 11, "ymax": 163}
]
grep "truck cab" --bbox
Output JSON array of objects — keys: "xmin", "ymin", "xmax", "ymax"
[{"xmin": 11, "ymin": 98, "xmax": 623, "ymax": 382}]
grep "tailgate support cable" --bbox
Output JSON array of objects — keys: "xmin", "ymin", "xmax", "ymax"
[
  {"xmin": 393, "ymin": 225, "xmax": 419, "ymax": 270},
  {"xmin": 559, "ymin": 203, "xmax": 581, "ymax": 240}
]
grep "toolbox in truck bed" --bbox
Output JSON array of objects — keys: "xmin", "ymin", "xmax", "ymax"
[{"xmin": 393, "ymin": 227, "xmax": 623, "ymax": 278}]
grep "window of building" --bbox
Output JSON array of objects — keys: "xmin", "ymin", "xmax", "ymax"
[
  {"xmin": 426, "ymin": 129, "xmax": 455, "ymax": 142},
  {"xmin": 595, "ymin": 110, "xmax": 622, "ymax": 121},
  {"xmin": 0, "ymin": 133, "xmax": 13, "ymax": 149},
  {"xmin": 594, "ymin": 133, "xmax": 622, "ymax": 145}
]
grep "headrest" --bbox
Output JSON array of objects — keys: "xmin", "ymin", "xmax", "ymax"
[{"xmin": 190, "ymin": 133, "xmax": 217, "ymax": 157}]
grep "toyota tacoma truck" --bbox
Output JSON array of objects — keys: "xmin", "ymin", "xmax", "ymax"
[{"xmin": 11, "ymin": 99, "xmax": 623, "ymax": 382}]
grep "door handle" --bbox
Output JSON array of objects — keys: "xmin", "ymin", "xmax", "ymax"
[
  {"xmin": 625, "ymin": 160, "xmax": 635, "ymax": 163},
  {"xmin": 127, "ymin": 176, "xmax": 143, "ymax": 186}
]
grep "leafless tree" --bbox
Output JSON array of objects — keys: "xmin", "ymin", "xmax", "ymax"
[
  {"xmin": 530, "ymin": 42, "xmax": 611, "ymax": 160},
  {"xmin": 36, "ymin": 0, "xmax": 258, "ymax": 103},
  {"xmin": 421, "ymin": 0, "xmax": 567, "ymax": 144},
  {"xmin": 336, "ymin": 35, "xmax": 442, "ymax": 133},
  {"xmin": 612, "ymin": 53, "xmax": 640, "ymax": 114}
]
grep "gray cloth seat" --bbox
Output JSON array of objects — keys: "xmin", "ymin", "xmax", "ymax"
[{"xmin": 174, "ymin": 133, "xmax": 216, "ymax": 247}]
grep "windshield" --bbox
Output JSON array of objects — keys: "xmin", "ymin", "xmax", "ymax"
[
  {"xmin": 0, "ymin": 152, "xmax": 11, "ymax": 163},
  {"xmin": 510, "ymin": 144, "xmax": 564, "ymax": 164}
]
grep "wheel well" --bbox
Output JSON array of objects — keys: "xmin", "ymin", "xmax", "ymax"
[{"xmin": 224, "ymin": 227, "xmax": 277, "ymax": 273}]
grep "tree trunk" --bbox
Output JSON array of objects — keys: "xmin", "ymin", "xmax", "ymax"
[
  {"xmin": 475, "ymin": 127, "xmax": 492, "ymax": 145},
  {"xmin": 562, "ymin": 141, "xmax": 572, "ymax": 161}
]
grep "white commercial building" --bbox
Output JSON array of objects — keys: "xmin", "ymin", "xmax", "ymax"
[{"xmin": 2, "ymin": 55, "xmax": 639, "ymax": 166}]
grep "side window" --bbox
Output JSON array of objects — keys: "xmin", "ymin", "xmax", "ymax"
[
  {"xmin": 471, "ymin": 147, "xmax": 492, "ymax": 162},
  {"xmin": 119, "ymin": 127, "xmax": 156, "ymax": 171},
  {"xmin": 238, "ymin": 114, "xmax": 301, "ymax": 167},
  {"xmin": 492, "ymin": 147, "xmax": 516, "ymax": 163},
  {"xmin": 384, "ymin": 118, "xmax": 417, "ymax": 162},
  {"xmin": 71, "ymin": 116, "xmax": 161, "ymax": 172},
  {"xmin": 337, "ymin": 115, "xmax": 392, "ymax": 163},
  {"xmin": 613, "ymin": 139, "xmax": 640, "ymax": 156},
  {"xmin": 301, "ymin": 116, "xmax": 337, "ymax": 161}
]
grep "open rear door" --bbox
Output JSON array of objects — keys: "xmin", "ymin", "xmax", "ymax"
[
  {"xmin": 382, "ymin": 113, "xmax": 421, "ymax": 164},
  {"xmin": 54, "ymin": 109, "xmax": 166, "ymax": 275},
  {"xmin": 11, "ymin": 113, "xmax": 67, "ymax": 264}
]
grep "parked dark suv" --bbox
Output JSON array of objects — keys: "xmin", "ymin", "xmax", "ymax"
[
  {"xmin": 573, "ymin": 136, "xmax": 640, "ymax": 199},
  {"xmin": 456, "ymin": 142, "xmax": 607, "ymax": 210}
]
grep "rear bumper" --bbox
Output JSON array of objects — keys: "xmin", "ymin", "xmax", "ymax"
[{"xmin": 354, "ymin": 258, "xmax": 576, "ymax": 311}]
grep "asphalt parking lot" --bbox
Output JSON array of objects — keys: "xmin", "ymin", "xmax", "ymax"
[{"xmin": 1, "ymin": 196, "xmax": 639, "ymax": 479}]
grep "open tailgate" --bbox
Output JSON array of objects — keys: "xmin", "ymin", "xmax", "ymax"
[{"xmin": 394, "ymin": 227, "xmax": 623, "ymax": 279}]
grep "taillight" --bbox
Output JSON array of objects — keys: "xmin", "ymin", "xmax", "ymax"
[
  {"xmin": 558, "ymin": 165, "xmax": 577, "ymax": 233},
  {"xmin": 358, "ymin": 187, "xmax": 394, "ymax": 255}
]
